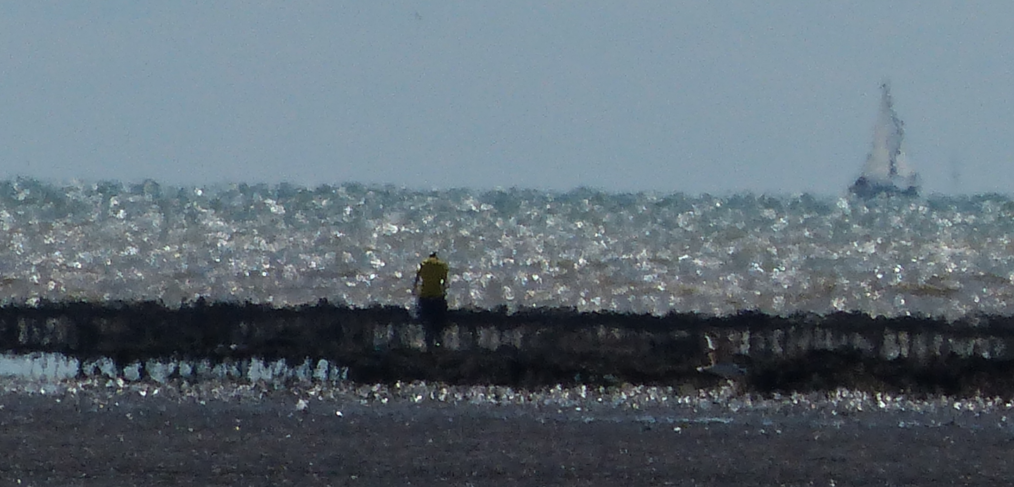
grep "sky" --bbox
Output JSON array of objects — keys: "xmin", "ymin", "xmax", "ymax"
[{"xmin": 1, "ymin": 2, "xmax": 1013, "ymax": 196}]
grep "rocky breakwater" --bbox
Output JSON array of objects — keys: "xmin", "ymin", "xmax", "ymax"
[{"xmin": 2, "ymin": 300, "xmax": 1014, "ymax": 396}]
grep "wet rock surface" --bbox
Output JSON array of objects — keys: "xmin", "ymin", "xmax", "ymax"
[{"xmin": 4, "ymin": 301, "xmax": 1014, "ymax": 396}]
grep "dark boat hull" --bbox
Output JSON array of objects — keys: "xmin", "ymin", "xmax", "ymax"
[{"xmin": 849, "ymin": 176, "xmax": 918, "ymax": 198}]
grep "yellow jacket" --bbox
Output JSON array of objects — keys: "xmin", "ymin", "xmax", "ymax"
[{"xmin": 415, "ymin": 256, "xmax": 448, "ymax": 298}]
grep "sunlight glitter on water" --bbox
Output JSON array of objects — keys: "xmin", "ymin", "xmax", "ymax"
[{"xmin": 2, "ymin": 179, "xmax": 1014, "ymax": 319}]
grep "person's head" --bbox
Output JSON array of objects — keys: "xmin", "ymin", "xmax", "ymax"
[{"xmin": 429, "ymin": 252, "xmax": 438, "ymax": 258}]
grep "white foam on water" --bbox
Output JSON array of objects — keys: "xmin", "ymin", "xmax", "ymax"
[
  {"xmin": 123, "ymin": 362, "xmax": 142, "ymax": 381},
  {"xmin": 146, "ymin": 359, "xmax": 176, "ymax": 384},
  {"xmin": 0, "ymin": 352, "xmax": 79, "ymax": 382},
  {"xmin": 0, "ymin": 352, "xmax": 352, "ymax": 391},
  {"xmin": 82, "ymin": 357, "xmax": 119, "ymax": 378}
]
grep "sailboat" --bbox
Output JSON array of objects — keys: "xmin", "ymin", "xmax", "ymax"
[{"xmin": 849, "ymin": 82, "xmax": 920, "ymax": 198}]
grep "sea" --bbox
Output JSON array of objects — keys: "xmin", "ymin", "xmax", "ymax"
[
  {"xmin": 0, "ymin": 177, "xmax": 1011, "ymax": 321},
  {"xmin": 4, "ymin": 177, "xmax": 1014, "ymax": 440}
]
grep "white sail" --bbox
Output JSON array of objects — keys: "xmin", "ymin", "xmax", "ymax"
[{"xmin": 850, "ymin": 82, "xmax": 919, "ymax": 197}]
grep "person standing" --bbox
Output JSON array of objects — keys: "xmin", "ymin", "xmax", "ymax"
[{"xmin": 413, "ymin": 252, "xmax": 449, "ymax": 350}]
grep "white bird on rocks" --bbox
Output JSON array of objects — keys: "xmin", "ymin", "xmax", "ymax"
[
  {"xmin": 697, "ymin": 333, "xmax": 748, "ymax": 380},
  {"xmin": 697, "ymin": 362, "xmax": 747, "ymax": 380}
]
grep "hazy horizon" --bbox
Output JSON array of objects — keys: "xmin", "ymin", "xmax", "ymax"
[{"xmin": 3, "ymin": 3, "xmax": 1013, "ymax": 195}]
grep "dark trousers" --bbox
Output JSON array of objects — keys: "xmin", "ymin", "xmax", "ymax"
[{"xmin": 417, "ymin": 296, "xmax": 447, "ymax": 349}]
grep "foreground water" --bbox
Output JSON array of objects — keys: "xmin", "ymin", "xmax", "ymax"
[
  {"xmin": 5, "ymin": 351, "xmax": 1014, "ymax": 434},
  {"xmin": 1, "ymin": 179, "xmax": 1013, "ymax": 319}
]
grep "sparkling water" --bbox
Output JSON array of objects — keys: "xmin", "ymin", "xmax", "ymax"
[{"xmin": 1, "ymin": 178, "xmax": 1012, "ymax": 320}]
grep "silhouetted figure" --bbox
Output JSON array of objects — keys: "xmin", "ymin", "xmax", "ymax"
[{"xmin": 413, "ymin": 252, "xmax": 449, "ymax": 350}]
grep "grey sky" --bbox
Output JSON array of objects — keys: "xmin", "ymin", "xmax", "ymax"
[{"xmin": 1, "ymin": 2, "xmax": 1012, "ymax": 195}]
